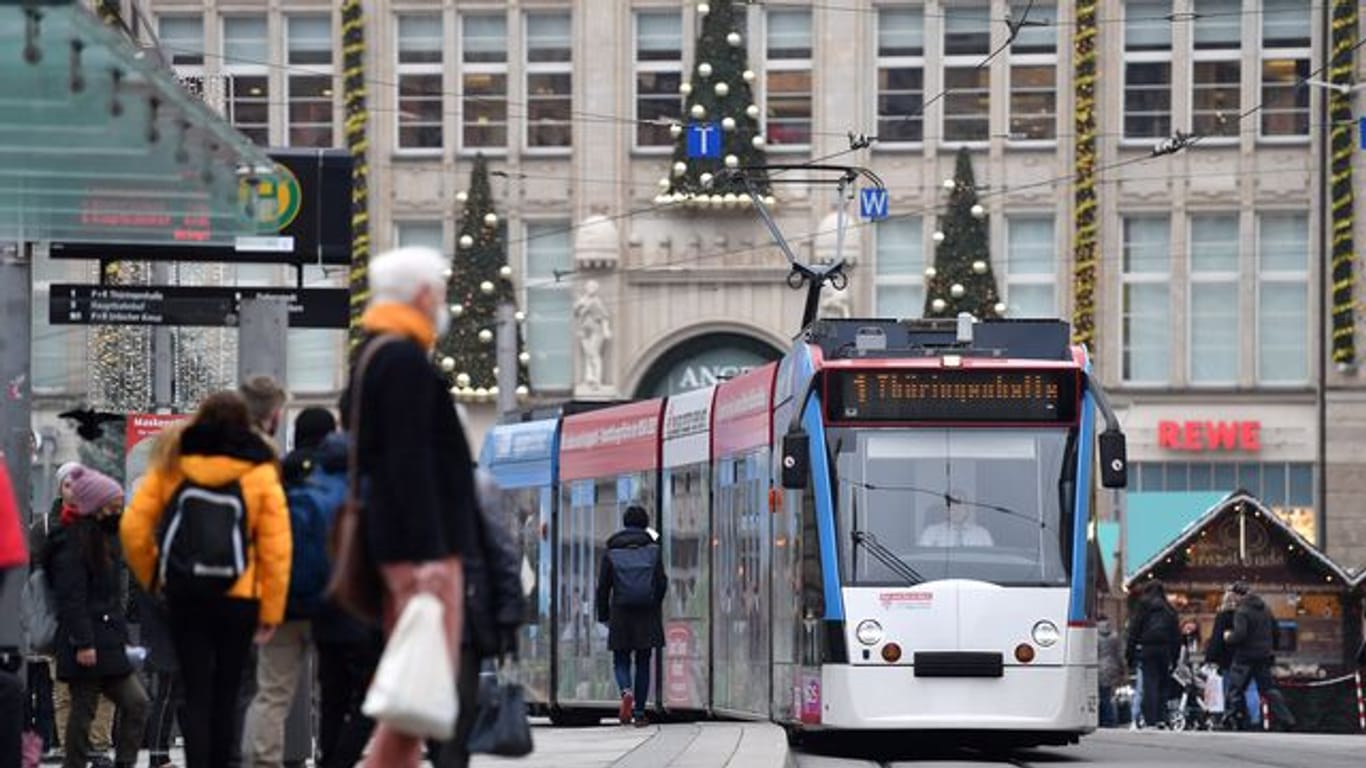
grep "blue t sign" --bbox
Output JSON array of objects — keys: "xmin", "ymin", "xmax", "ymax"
[
  {"xmin": 686, "ymin": 122, "xmax": 722, "ymax": 159},
  {"xmin": 859, "ymin": 188, "xmax": 890, "ymax": 221},
  {"xmin": 1360, "ymin": 117, "xmax": 1366, "ymax": 150}
]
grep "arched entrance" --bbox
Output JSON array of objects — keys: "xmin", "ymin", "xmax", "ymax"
[{"xmin": 633, "ymin": 332, "xmax": 783, "ymax": 399}]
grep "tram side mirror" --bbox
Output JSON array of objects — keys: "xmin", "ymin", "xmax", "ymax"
[
  {"xmin": 1099, "ymin": 431, "xmax": 1128, "ymax": 489},
  {"xmin": 781, "ymin": 432, "xmax": 810, "ymax": 490}
]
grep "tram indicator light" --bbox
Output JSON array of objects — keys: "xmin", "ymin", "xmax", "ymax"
[{"xmin": 825, "ymin": 369, "xmax": 1079, "ymax": 424}]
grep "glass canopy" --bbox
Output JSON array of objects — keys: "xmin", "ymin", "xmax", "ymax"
[{"xmin": 0, "ymin": 1, "xmax": 284, "ymax": 246}]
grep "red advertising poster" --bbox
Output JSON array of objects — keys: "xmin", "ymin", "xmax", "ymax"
[
  {"xmin": 125, "ymin": 413, "xmax": 188, "ymax": 492},
  {"xmin": 665, "ymin": 622, "xmax": 693, "ymax": 707},
  {"xmin": 712, "ymin": 362, "xmax": 777, "ymax": 457},
  {"xmin": 558, "ymin": 399, "xmax": 663, "ymax": 481}
]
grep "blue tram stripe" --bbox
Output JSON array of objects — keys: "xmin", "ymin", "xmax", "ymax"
[
  {"xmin": 1068, "ymin": 389, "xmax": 1096, "ymax": 624},
  {"xmin": 803, "ymin": 397, "xmax": 844, "ymax": 621}
]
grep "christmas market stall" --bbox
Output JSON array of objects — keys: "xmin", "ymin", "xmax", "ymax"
[{"xmin": 1124, "ymin": 491, "xmax": 1361, "ymax": 732}]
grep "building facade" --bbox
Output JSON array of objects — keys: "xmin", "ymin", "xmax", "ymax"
[{"xmin": 27, "ymin": 1, "xmax": 1366, "ymax": 569}]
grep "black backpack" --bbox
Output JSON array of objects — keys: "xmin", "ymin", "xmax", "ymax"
[
  {"xmin": 608, "ymin": 543, "xmax": 658, "ymax": 608},
  {"xmin": 157, "ymin": 479, "xmax": 249, "ymax": 598}
]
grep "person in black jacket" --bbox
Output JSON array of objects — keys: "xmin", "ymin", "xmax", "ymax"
[
  {"xmin": 1224, "ymin": 583, "xmax": 1296, "ymax": 730},
  {"xmin": 596, "ymin": 506, "xmax": 667, "ymax": 727},
  {"xmin": 1125, "ymin": 579, "xmax": 1179, "ymax": 729},
  {"xmin": 48, "ymin": 468, "xmax": 148, "ymax": 768}
]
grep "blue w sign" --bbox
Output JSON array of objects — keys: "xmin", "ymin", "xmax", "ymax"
[
  {"xmin": 859, "ymin": 188, "xmax": 889, "ymax": 221},
  {"xmin": 687, "ymin": 122, "xmax": 722, "ymax": 159}
]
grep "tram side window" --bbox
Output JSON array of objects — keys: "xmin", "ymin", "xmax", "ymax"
[{"xmin": 664, "ymin": 464, "xmax": 708, "ymax": 620}]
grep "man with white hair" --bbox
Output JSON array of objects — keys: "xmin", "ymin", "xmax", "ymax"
[{"xmin": 339, "ymin": 246, "xmax": 476, "ymax": 767}]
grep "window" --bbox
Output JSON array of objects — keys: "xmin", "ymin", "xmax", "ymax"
[
  {"xmin": 875, "ymin": 218, "xmax": 924, "ymax": 317},
  {"xmin": 525, "ymin": 12, "xmax": 572, "ymax": 149},
  {"xmin": 1005, "ymin": 216, "xmax": 1055, "ymax": 317},
  {"xmin": 524, "ymin": 223, "xmax": 573, "ymax": 391},
  {"xmin": 395, "ymin": 220, "xmax": 444, "ymax": 251},
  {"xmin": 1191, "ymin": 0, "xmax": 1240, "ymax": 138},
  {"xmin": 288, "ymin": 265, "xmax": 345, "ymax": 393},
  {"xmin": 287, "ymin": 16, "xmax": 334, "ymax": 147},
  {"xmin": 223, "ymin": 16, "xmax": 269, "ymax": 144},
  {"xmin": 876, "ymin": 8, "xmax": 924, "ymax": 143},
  {"xmin": 1130, "ymin": 462, "xmax": 1314, "ymax": 510},
  {"xmin": 158, "ymin": 16, "xmax": 204, "ymax": 67},
  {"xmin": 1121, "ymin": 216, "xmax": 1171, "ymax": 383},
  {"xmin": 1124, "ymin": 1, "xmax": 1172, "ymax": 139},
  {"xmin": 1257, "ymin": 213, "xmax": 1309, "ymax": 384},
  {"xmin": 635, "ymin": 11, "xmax": 682, "ymax": 147},
  {"xmin": 765, "ymin": 10, "xmax": 812, "ymax": 148},
  {"xmin": 943, "ymin": 7, "xmax": 991, "ymax": 142},
  {"xmin": 462, "ymin": 14, "xmax": 508, "ymax": 149},
  {"xmin": 397, "ymin": 15, "xmax": 443, "ymax": 150},
  {"xmin": 1261, "ymin": 0, "xmax": 1311, "ymax": 137},
  {"xmin": 1188, "ymin": 214, "xmax": 1240, "ymax": 383},
  {"xmin": 1008, "ymin": 3, "xmax": 1056, "ymax": 141}
]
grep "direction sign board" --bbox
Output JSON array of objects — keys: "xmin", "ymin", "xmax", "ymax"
[
  {"xmin": 686, "ymin": 122, "xmax": 722, "ymax": 159},
  {"xmin": 858, "ymin": 188, "xmax": 889, "ymax": 221},
  {"xmin": 49, "ymin": 285, "xmax": 350, "ymax": 329}
]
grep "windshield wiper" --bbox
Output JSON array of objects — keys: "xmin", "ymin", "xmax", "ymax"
[
  {"xmin": 842, "ymin": 479, "xmax": 1047, "ymax": 531},
  {"xmin": 851, "ymin": 529, "xmax": 925, "ymax": 586}
]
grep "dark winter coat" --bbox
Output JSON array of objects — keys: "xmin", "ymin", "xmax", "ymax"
[
  {"xmin": 339, "ymin": 334, "xmax": 477, "ymax": 564},
  {"xmin": 1097, "ymin": 625, "xmax": 1126, "ymax": 689},
  {"xmin": 307, "ymin": 435, "xmax": 383, "ymax": 648},
  {"xmin": 596, "ymin": 527, "xmax": 667, "ymax": 652},
  {"xmin": 1205, "ymin": 609, "xmax": 1236, "ymax": 671},
  {"xmin": 47, "ymin": 522, "xmax": 134, "ymax": 682},
  {"xmin": 1125, "ymin": 593, "xmax": 1180, "ymax": 667},
  {"xmin": 463, "ymin": 468, "xmax": 526, "ymax": 658},
  {"xmin": 1228, "ymin": 594, "xmax": 1276, "ymax": 663}
]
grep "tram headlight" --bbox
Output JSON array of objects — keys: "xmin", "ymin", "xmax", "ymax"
[
  {"xmin": 855, "ymin": 619, "xmax": 883, "ymax": 646},
  {"xmin": 1031, "ymin": 620, "xmax": 1061, "ymax": 648}
]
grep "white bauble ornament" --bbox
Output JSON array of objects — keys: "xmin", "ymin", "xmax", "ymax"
[
  {"xmin": 456, "ymin": 190, "xmax": 469, "ymax": 202},
  {"xmin": 514, "ymin": 310, "xmax": 526, "ymax": 322},
  {"xmin": 658, "ymin": 177, "xmax": 671, "ymax": 190},
  {"xmin": 723, "ymin": 193, "xmax": 738, "ymax": 206},
  {"xmin": 458, "ymin": 234, "xmax": 474, "ymax": 249},
  {"xmin": 474, "ymin": 387, "xmax": 488, "ymax": 398},
  {"xmin": 440, "ymin": 356, "xmax": 455, "ymax": 372},
  {"xmin": 714, "ymin": 82, "xmax": 730, "ymax": 97},
  {"xmin": 697, "ymin": 2, "xmax": 710, "ymax": 16},
  {"xmin": 972, "ymin": 260, "xmax": 988, "ymax": 274},
  {"xmin": 943, "ymin": 178, "xmax": 957, "ymax": 190},
  {"xmin": 745, "ymin": 104, "xmax": 760, "ymax": 119},
  {"xmin": 480, "ymin": 280, "xmax": 495, "ymax": 294},
  {"xmin": 727, "ymin": 32, "xmax": 742, "ymax": 47},
  {"xmin": 950, "ymin": 283, "xmax": 966, "ymax": 298},
  {"xmin": 673, "ymin": 161, "xmax": 687, "ymax": 177},
  {"xmin": 742, "ymin": 69, "xmax": 756, "ymax": 83},
  {"xmin": 751, "ymin": 135, "xmax": 765, "ymax": 149},
  {"xmin": 452, "ymin": 303, "xmax": 464, "ymax": 317},
  {"xmin": 489, "ymin": 386, "xmax": 499, "ymax": 396},
  {"xmin": 679, "ymin": 82, "xmax": 693, "ymax": 96},
  {"xmin": 456, "ymin": 372, "xmax": 471, "ymax": 388},
  {"xmin": 484, "ymin": 212, "xmax": 498, "ymax": 227},
  {"xmin": 710, "ymin": 194, "xmax": 724, "ymax": 206},
  {"xmin": 932, "ymin": 230, "xmax": 945, "ymax": 243},
  {"xmin": 518, "ymin": 351, "xmax": 531, "ymax": 364},
  {"xmin": 699, "ymin": 172, "xmax": 714, "ymax": 187},
  {"xmin": 499, "ymin": 265, "xmax": 513, "ymax": 278},
  {"xmin": 449, "ymin": 386, "xmax": 460, "ymax": 396},
  {"xmin": 924, "ymin": 266, "xmax": 938, "ymax": 278},
  {"xmin": 492, "ymin": 366, "xmax": 499, "ymax": 376},
  {"xmin": 722, "ymin": 117, "xmax": 737, "ymax": 131},
  {"xmin": 724, "ymin": 154, "xmax": 739, "ymax": 169},
  {"xmin": 932, "ymin": 298, "xmax": 948, "ymax": 312},
  {"xmin": 479, "ymin": 329, "xmax": 494, "ymax": 343},
  {"xmin": 669, "ymin": 122, "xmax": 683, "ymax": 138},
  {"xmin": 994, "ymin": 302, "xmax": 1008, "ymax": 315},
  {"xmin": 690, "ymin": 104, "xmax": 707, "ymax": 119},
  {"xmin": 516, "ymin": 385, "xmax": 530, "ymax": 397},
  {"xmin": 762, "ymin": 195, "xmax": 776, "ymax": 207},
  {"xmin": 970, "ymin": 204, "xmax": 986, "ymax": 219},
  {"xmin": 698, "ymin": 62, "xmax": 713, "ymax": 78}
]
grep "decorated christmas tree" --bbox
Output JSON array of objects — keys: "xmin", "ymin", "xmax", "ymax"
[
  {"xmin": 436, "ymin": 155, "xmax": 530, "ymax": 402},
  {"xmin": 657, "ymin": 0, "xmax": 772, "ymax": 207},
  {"xmin": 924, "ymin": 148, "xmax": 1004, "ymax": 320}
]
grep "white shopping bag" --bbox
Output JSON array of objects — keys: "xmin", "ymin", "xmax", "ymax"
[
  {"xmin": 362, "ymin": 593, "xmax": 458, "ymax": 739},
  {"xmin": 1202, "ymin": 667, "xmax": 1225, "ymax": 713}
]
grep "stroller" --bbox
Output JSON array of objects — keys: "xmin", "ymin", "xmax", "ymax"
[{"xmin": 1165, "ymin": 659, "xmax": 1219, "ymax": 731}]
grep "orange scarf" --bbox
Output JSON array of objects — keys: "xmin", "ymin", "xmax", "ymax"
[{"xmin": 360, "ymin": 302, "xmax": 437, "ymax": 350}]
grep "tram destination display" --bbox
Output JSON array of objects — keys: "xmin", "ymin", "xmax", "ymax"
[{"xmin": 825, "ymin": 368, "xmax": 1079, "ymax": 423}]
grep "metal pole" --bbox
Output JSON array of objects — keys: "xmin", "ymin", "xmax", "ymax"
[
  {"xmin": 237, "ymin": 296, "xmax": 290, "ymax": 444},
  {"xmin": 0, "ymin": 241, "xmax": 32, "ymax": 649},
  {"xmin": 1315, "ymin": 3, "xmax": 1331, "ymax": 550},
  {"xmin": 152, "ymin": 262, "xmax": 174, "ymax": 410},
  {"xmin": 496, "ymin": 301, "xmax": 517, "ymax": 417}
]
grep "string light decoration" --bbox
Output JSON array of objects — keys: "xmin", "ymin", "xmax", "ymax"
[
  {"xmin": 342, "ymin": 0, "xmax": 369, "ymax": 350},
  {"xmin": 1071, "ymin": 0, "xmax": 1098, "ymax": 350},
  {"xmin": 660, "ymin": 0, "xmax": 772, "ymax": 206},
  {"xmin": 923, "ymin": 149, "xmax": 1002, "ymax": 320},
  {"xmin": 1329, "ymin": 0, "xmax": 1358, "ymax": 370},
  {"xmin": 88, "ymin": 262, "xmax": 152, "ymax": 413},
  {"xmin": 436, "ymin": 155, "xmax": 530, "ymax": 402},
  {"xmin": 171, "ymin": 263, "xmax": 235, "ymax": 411}
]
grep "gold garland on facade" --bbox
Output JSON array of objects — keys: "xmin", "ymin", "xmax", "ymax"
[
  {"xmin": 342, "ymin": 0, "xmax": 369, "ymax": 350},
  {"xmin": 1329, "ymin": 0, "xmax": 1358, "ymax": 368},
  {"xmin": 1071, "ymin": 0, "xmax": 1098, "ymax": 351}
]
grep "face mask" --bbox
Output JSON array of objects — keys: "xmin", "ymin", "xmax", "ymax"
[
  {"xmin": 434, "ymin": 303, "xmax": 452, "ymax": 337},
  {"xmin": 99, "ymin": 516, "xmax": 121, "ymax": 534}
]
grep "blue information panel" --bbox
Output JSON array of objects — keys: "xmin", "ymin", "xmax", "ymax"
[
  {"xmin": 859, "ymin": 187, "xmax": 889, "ymax": 221},
  {"xmin": 687, "ymin": 122, "xmax": 722, "ymax": 159}
]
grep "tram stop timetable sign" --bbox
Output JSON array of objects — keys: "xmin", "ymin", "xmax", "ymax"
[
  {"xmin": 859, "ymin": 187, "xmax": 889, "ymax": 221},
  {"xmin": 686, "ymin": 122, "xmax": 722, "ymax": 159}
]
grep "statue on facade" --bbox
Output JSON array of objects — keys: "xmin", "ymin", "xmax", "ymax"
[{"xmin": 574, "ymin": 280, "xmax": 612, "ymax": 388}]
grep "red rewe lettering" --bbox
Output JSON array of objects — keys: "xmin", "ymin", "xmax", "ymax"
[
  {"xmin": 1157, "ymin": 421, "xmax": 1181, "ymax": 449},
  {"xmin": 1182, "ymin": 421, "xmax": 1203, "ymax": 451},
  {"xmin": 1205, "ymin": 421, "xmax": 1239, "ymax": 451},
  {"xmin": 1240, "ymin": 421, "xmax": 1261, "ymax": 452}
]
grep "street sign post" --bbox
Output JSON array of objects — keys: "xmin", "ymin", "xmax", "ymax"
[
  {"xmin": 858, "ymin": 188, "xmax": 889, "ymax": 221},
  {"xmin": 686, "ymin": 122, "xmax": 722, "ymax": 159},
  {"xmin": 49, "ymin": 284, "xmax": 349, "ymax": 329}
]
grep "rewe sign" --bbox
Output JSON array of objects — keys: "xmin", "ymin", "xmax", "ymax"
[{"xmin": 1157, "ymin": 420, "xmax": 1261, "ymax": 453}]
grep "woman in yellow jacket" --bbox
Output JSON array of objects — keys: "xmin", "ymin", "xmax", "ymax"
[{"xmin": 121, "ymin": 391, "xmax": 291, "ymax": 768}]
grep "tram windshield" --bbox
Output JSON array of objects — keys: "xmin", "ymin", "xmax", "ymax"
[{"xmin": 834, "ymin": 428, "xmax": 1073, "ymax": 587}]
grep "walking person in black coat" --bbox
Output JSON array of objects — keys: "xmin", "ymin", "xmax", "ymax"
[
  {"xmin": 1224, "ymin": 582, "xmax": 1296, "ymax": 730},
  {"xmin": 47, "ymin": 468, "xmax": 148, "ymax": 768},
  {"xmin": 1125, "ymin": 580, "xmax": 1179, "ymax": 729},
  {"xmin": 596, "ymin": 506, "xmax": 667, "ymax": 727}
]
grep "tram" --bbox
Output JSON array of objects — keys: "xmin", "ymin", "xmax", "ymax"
[{"xmin": 481, "ymin": 317, "xmax": 1128, "ymax": 745}]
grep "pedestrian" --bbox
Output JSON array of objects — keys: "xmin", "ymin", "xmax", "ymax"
[
  {"xmin": 1, "ymin": 452, "xmax": 31, "ymax": 768},
  {"xmin": 340, "ymin": 246, "xmax": 477, "ymax": 768},
  {"xmin": 1224, "ymin": 582, "xmax": 1296, "ymax": 731},
  {"xmin": 432, "ymin": 465, "xmax": 527, "ymax": 768},
  {"xmin": 245, "ymin": 407, "xmax": 338, "ymax": 768},
  {"xmin": 1125, "ymin": 579, "xmax": 1179, "ymax": 730},
  {"xmin": 596, "ymin": 505, "xmax": 667, "ymax": 727},
  {"xmin": 1096, "ymin": 614, "xmax": 1125, "ymax": 728},
  {"xmin": 120, "ymin": 391, "xmax": 292, "ymax": 768},
  {"xmin": 133, "ymin": 581, "xmax": 182, "ymax": 768},
  {"xmin": 47, "ymin": 467, "xmax": 149, "ymax": 768}
]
